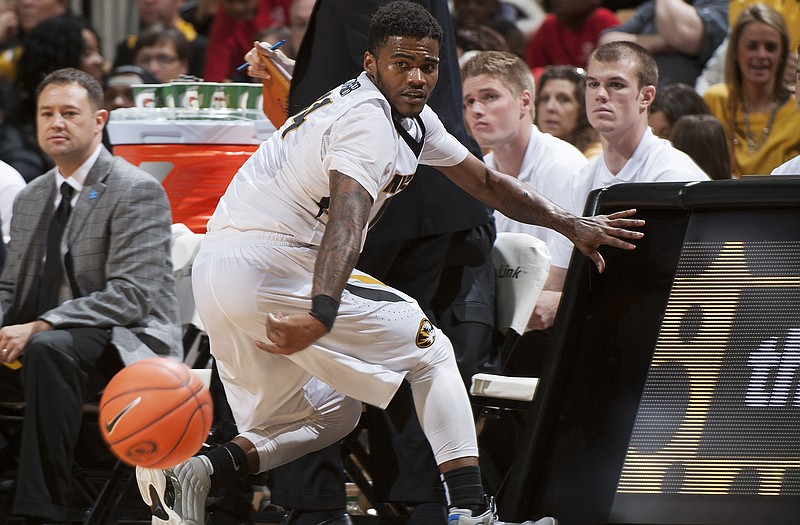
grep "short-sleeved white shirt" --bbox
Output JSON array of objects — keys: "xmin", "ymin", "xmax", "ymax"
[
  {"xmin": 771, "ymin": 155, "xmax": 800, "ymax": 175},
  {"xmin": 550, "ymin": 128, "xmax": 710, "ymax": 267},
  {"xmin": 208, "ymin": 72, "xmax": 469, "ymax": 247},
  {"xmin": 485, "ymin": 125, "xmax": 588, "ymax": 269}
]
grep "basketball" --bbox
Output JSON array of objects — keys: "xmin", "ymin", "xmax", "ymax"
[{"xmin": 98, "ymin": 357, "xmax": 213, "ymax": 469}]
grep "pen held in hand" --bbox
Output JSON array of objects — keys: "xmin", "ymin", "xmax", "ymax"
[{"xmin": 237, "ymin": 39, "xmax": 286, "ymax": 73}]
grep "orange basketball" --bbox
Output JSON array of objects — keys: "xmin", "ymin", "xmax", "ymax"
[{"xmin": 98, "ymin": 357, "xmax": 213, "ymax": 469}]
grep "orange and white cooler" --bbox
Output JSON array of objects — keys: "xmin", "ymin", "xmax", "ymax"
[{"xmin": 107, "ymin": 108, "xmax": 275, "ymax": 233}]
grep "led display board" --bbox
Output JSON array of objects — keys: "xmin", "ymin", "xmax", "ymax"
[{"xmin": 501, "ymin": 178, "xmax": 800, "ymax": 525}]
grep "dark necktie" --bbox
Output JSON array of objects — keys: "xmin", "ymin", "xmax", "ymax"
[{"xmin": 37, "ymin": 182, "xmax": 74, "ymax": 315}]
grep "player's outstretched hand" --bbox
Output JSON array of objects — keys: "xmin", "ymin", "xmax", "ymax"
[
  {"xmin": 243, "ymin": 40, "xmax": 295, "ymax": 80},
  {"xmin": 255, "ymin": 312, "xmax": 328, "ymax": 355},
  {"xmin": 569, "ymin": 208, "xmax": 645, "ymax": 273}
]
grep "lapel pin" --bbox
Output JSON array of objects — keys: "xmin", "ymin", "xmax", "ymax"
[{"xmin": 89, "ymin": 189, "xmax": 98, "ymax": 200}]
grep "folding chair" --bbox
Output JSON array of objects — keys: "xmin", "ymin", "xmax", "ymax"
[
  {"xmin": 471, "ymin": 231, "xmax": 551, "ymax": 403},
  {"xmin": 469, "ymin": 232, "xmax": 551, "ymax": 496},
  {"xmin": 170, "ymin": 223, "xmax": 211, "ymax": 370}
]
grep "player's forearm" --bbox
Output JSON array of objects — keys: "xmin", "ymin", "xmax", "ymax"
[
  {"xmin": 313, "ymin": 229, "xmax": 361, "ymax": 301},
  {"xmin": 312, "ymin": 172, "xmax": 372, "ymax": 301},
  {"xmin": 440, "ymin": 158, "xmax": 577, "ymax": 240},
  {"xmin": 486, "ymin": 168, "xmax": 576, "ymax": 239}
]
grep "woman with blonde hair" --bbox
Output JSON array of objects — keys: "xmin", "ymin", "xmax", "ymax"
[{"xmin": 703, "ymin": 3, "xmax": 799, "ymax": 177}]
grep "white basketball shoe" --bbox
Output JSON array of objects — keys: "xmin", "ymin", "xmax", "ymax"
[
  {"xmin": 136, "ymin": 456, "xmax": 212, "ymax": 525},
  {"xmin": 448, "ymin": 498, "xmax": 557, "ymax": 525}
]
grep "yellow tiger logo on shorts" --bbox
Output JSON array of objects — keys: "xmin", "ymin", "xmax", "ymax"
[{"xmin": 416, "ymin": 318, "xmax": 436, "ymax": 348}]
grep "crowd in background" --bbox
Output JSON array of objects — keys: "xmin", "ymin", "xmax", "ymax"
[{"xmin": 0, "ymin": 0, "xmax": 797, "ymax": 194}]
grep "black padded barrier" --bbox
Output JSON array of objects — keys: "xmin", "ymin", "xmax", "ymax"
[{"xmin": 501, "ymin": 176, "xmax": 800, "ymax": 525}]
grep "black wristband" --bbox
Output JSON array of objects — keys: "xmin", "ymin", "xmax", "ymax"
[{"xmin": 309, "ymin": 294, "xmax": 339, "ymax": 332}]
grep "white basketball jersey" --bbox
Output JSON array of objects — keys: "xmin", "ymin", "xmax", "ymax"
[{"xmin": 208, "ymin": 72, "xmax": 469, "ymax": 247}]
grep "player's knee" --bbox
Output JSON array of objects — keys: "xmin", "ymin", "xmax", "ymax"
[{"xmin": 327, "ymin": 395, "xmax": 362, "ymax": 440}]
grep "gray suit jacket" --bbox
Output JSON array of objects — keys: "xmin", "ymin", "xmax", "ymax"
[{"xmin": 0, "ymin": 147, "xmax": 182, "ymax": 364}]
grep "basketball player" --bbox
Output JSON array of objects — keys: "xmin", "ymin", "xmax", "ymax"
[{"xmin": 135, "ymin": 3, "xmax": 644, "ymax": 525}]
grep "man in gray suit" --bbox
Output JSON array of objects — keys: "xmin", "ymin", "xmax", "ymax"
[{"xmin": 0, "ymin": 68, "xmax": 181, "ymax": 524}]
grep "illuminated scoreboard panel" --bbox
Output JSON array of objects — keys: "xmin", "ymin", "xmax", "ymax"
[
  {"xmin": 511, "ymin": 181, "xmax": 800, "ymax": 525},
  {"xmin": 611, "ymin": 237, "xmax": 800, "ymax": 520}
]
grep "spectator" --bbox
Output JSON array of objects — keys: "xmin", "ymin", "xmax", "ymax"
[
  {"xmin": 488, "ymin": 18, "xmax": 527, "ymax": 57},
  {"xmin": 696, "ymin": 0, "xmax": 799, "ymax": 95},
  {"xmin": 548, "ymin": 41, "xmax": 709, "ymax": 285},
  {"xmin": 599, "ymin": 0, "xmax": 728, "ymax": 87},
  {"xmin": 0, "ymin": 0, "xmax": 70, "ymax": 81},
  {"xmin": 114, "ymin": 0, "xmax": 208, "ymax": 79},
  {"xmin": 133, "ymin": 23, "xmax": 191, "ymax": 83},
  {"xmin": 244, "ymin": 0, "xmax": 317, "ymax": 81},
  {"xmin": 456, "ymin": 24, "xmax": 509, "ymax": 59},
  {"xmin": 455, "ymin": 0, "xmax": 508, "ymax": 28},
  {"xmin": 0, "ymin": 0, "xmax": 18, "ymax": 50},
  {"xmin": 0, "ymin": 79, "xmax": 45, "ymax": 181},
  {"xmin": 647, "ymin": 82, "xmax": 710, "ymax": 138},
  {"xmin": 103, "ymin": 65, "xmax": 160, "ymax": 112},
  {"xmin": 729, "ymin": 0, "xmax": 799, "ymax": 53},
  {"xmin": 0, "ymin": 67, "xmax": 181, "ymax": 525},
  {"xmin": 180, "ymin": 0, "xmax": 219, "ymax": 36},
  {"xmin": 0, "ymin": 158, "xmax": 24, "ymax": 243},
  {"xmin": 102, "ymin": 65, "xmax": 161, "ymax": 151},
  {"xmin": 203, "ymin": 0, "xmax": 290, "ymax": 82},
  {"xmin": 695, "ymin": 29, "xmax": 799, "ymax": 97},
  {"xmin": 462, "ymin": 51, "xmax": 588, "ymax": 332},
  {"xmin": 453, "ymin": 0, "xmax": 545, "ymax": 37},
  {"xmin": 12, "ymin": 13, "xmax": 100, "ymax": 115},
  {"xmin": 453, "ymin": 0, "xmax": 537, "ymax": 57},
  {"xmin": 525, "ymin": 0, "xmax": 619, "ymax": 73},
  {"xmin": 79, "ymin": 24, "xmax": 106, "ymax": 84},
  {"xmin": 772, "ymin": 42, "xmax": 800, "ymax": 176},
  {"xmin": 288, "ymin": 0, "xmax": 314, "ymax": 58},
  {"xmin": 669, "ymin": 113, "xmax": 732, "ymax": 180},
  {"xmin": 254, "ymin": 24, "xmax": 294, "ymax": 59},
  {"xmin": 535, "ymin": 64, "xmax": 601, "ymax": 158},
  {"xmin": 6, "ymin": 14, "xmax": 103, "ymax": 180},
  {"xmin": 16, "ymin": 0, "xmax": 68, "ymax": 33},
  {"xmin": 703, "ymin": 3, "xmax": 798, "ymax": 177}
]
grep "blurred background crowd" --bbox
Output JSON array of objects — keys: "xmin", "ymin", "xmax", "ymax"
[{"xmin": 0, "ymin": 0, "xmax": 797, "ymax": 192}]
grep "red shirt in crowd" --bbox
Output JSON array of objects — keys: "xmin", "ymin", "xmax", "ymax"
[
  {"xmin": 525, "ymin": 8, "xmax": 619, "ymax": 71},
  {"xmin": 203, "ymin": 0, "xmax": 291, "ymax": 82}
]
